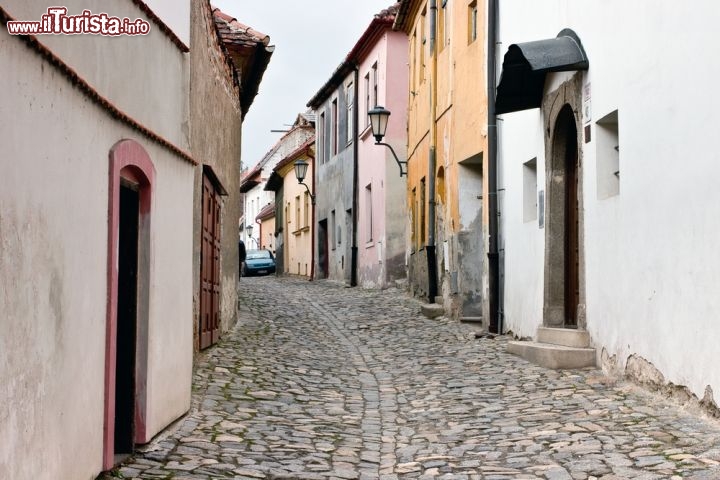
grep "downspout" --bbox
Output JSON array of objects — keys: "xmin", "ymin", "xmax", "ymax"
[
  {"xmin": 350, "ymin": 66, "xmax": 360, "ymax": 287},
  {"xmin": 308, "ymin": 149, "xmax": 316, "ymax": 281},
  {"xmin": 427, "ymin": 0, "xmax": 439, "ymax": 303},
  {"xmin": 487, "ymin": 0, "xmax": 501, "ymax": 333}
]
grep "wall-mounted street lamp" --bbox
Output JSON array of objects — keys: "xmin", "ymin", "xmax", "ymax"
[
  {"xmin": 245, "ymin": 224, "xmax": 257, "ymax": 247},
  {"xmin": 368, "ymin": 106, "xmax": 407, "ymax": 177},
  {"xmin": 294, "ymin": 159, "xmax": 316, "ymax": 204}
]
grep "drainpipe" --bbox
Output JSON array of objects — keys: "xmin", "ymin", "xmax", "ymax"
[
  {"xmin": 426, "ymin": 0, "xmax": 439, "ymax": 303},
  {"xmin": 308, "ymin": 149, "xmax": 316, "ymax": 281},
  {"xmin": 487, "ymin": 0, "xmax": 500, "ymax": 333},
  {"xmin": 350, "ymin": 66, "xmax": 360, "ymax": 287}
]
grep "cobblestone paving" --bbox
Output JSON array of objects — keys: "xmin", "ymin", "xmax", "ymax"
[{"xmin": 107, "ymin": 277, "xmax": 720, "ymax": 480}]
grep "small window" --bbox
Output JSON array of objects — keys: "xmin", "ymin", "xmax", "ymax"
[
  {"xmin": 331, "ymin": 98, "xmax": 338, "ymax": 156},
  {"xmin": 364, "ymin": 73, "xmax": 371, "ymax": 128},
  {"xmin": 523, "ymin": 158, "xmax": 538, "ymax": 222},
  {"xmin": 438, "ymin": 0, "xmax": 447, "ymax": 52},
  {"xmin": 295, "ymin": 196, "xmax": 300, "ymax": 229},
  {"xmin": 596, "ymin": 110, "xmax": 620, "ymax": 199},
  {"xmin": 365, "ymin": 183, "xmax": 373, "ymax": 242},
  {"xmin": 411, "ymin": 187, "xmax": 417, "ymax": 248},
  {"xmin": 330, "ymin": 210, "xmax": 336, "ymax": 249},
  {"xmin": 318, "ymin": 111, "xmax": 325, "ymax": 164},
  {"xmin": 420, "ymin": 177, "xmax": 426, "ymax": 245},
  {"xmin": 303, "ymin": 191, "xmax": 310, "ymax": 228},
  {"xmin": 346, "ymin": 81, "xmax": 354, "ymax": 145},
  {"xmin": 419, "ymin": 8, "xmax": 427, "ymax": 83},
  {"xmin": 468, "ymin": 0, "xmax": 478, "ymax": 44},
  {"xmin": 371, "ymin": 62, "xmax": 378, "ymax": 109}
]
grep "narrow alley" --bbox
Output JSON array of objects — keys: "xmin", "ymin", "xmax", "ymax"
[{"xmin": 107, "ymin": 277, "xmax": 720, "ymax": 480}]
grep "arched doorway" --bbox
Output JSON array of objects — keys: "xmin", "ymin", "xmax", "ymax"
[
  {"xmin": 544, "ymin": 104, "xmax": 581, "ymax": 327},
  {"xmin": 104, "ymin": 140, "xmax": 154, "ymax": 469}
]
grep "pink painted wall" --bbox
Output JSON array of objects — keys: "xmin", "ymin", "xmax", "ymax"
[{"xmin": 357, "ymin": 29, "xmax": 409, "ymax": 288}]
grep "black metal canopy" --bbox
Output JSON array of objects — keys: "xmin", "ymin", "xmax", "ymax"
[{"xmin": 495, "ymin": 29, "xmax": 589, "ymax": 115}]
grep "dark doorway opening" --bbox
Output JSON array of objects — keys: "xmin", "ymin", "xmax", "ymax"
[
  {"xmin": 318, "ymin": 219, "xmax": 329, "ymax": 279},
  {"xmin": 115, "ymin": 182, "xmax": 139, "ymax": 456}
]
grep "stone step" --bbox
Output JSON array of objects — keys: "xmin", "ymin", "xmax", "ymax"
[
  {"xmin": 537, "ymin": 327, "xmax": 590, "ymax": 348},
  {"xmin": 460, "ymin": 316, "xmax": 483, "ymax": 324},
  {"xmin": 435, "ymin": 296, "xmax": 444, "ymax": 304},
  {"xmin": 420, "ymin": 304, "xmax": 445, "ymax": 319},
  {"xmin": 507, "ymin": 341, "xmax": 596, "ymax": 369}
]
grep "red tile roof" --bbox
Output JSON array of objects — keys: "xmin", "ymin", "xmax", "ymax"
[
  {"xmin": 211, "ymin": 6, "xmax": 274, "ymax": 118},
  {"xmin": 256, "ymin": 203, "xmax": 276, "ymax": 221}
]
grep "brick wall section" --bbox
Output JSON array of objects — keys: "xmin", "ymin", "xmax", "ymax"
[{"xmin": 190, "ymin": 0, "xmax": 243, "ymax": 348}]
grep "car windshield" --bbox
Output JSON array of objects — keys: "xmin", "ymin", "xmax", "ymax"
[{"xmin": 246, "ymin": 250, "xmax": 271, "ymax": 260}]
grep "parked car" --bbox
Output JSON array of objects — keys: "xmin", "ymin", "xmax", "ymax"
[{"xmin": 242, "ymin": 249, "xmax": 276, "ymax": 276}]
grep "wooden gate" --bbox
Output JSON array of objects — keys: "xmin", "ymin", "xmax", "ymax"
[{"xmin": 200, "ymin": 174, "xmax": 221, "ymax": 349}]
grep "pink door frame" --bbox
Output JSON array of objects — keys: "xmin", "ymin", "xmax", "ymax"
[{"xmin": 104, "ymin": 139, "xmax": 155, "ymax": 470}]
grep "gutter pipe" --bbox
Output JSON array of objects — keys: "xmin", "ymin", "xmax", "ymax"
[
  {"xmin": 426, "ymin": 0, "xmax": 439, "ymax": 303},
  {"xmin": 308, "ymin": 149, "xmax": 316, "ymax": 281},
  {"xmin": 487, "ymin": 0, "xmax": 501, "ymax": 333},
  {"xmin": 350, "ymin": 66, "xmax": 360, "ymax": 287}
]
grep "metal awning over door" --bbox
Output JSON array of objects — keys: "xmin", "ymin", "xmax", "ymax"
[{"xmin": 496, "ymin": 29, "xmax": 589, "ymax": 115}]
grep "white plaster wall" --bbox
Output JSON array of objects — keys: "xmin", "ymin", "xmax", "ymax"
[
  {"xmin": 144, "ymin": 146, "xmax": 194, "ymax": 437},
  {"xmin": 144, "ymin": 0, "xmax": 190, "ymax": 46},
  {"xmin": 0, "ymin": 21, "xmax": 193, "ymax": 479},
  {"xmin": 499, "ymin": 0, "xmax": 720, "ymax": 400},
  {"xmin": 498, "ymin": 109, "xmax": 545, "ymax": 339},
  {"xmin": 3, "ymin": 0, "xmax": 189, "ymax": 148}
]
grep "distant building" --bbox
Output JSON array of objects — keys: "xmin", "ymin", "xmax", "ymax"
[
  {"xmin": 265, "ymin": 139, "xmax": 316, "ymax": 278},
  {"xmin": 308, "ymin": 4, "xmax": 408, "ymax": 287},
  {"xmin": 241, "ymin": 114, "xmax": 315, "ymax": 254}
]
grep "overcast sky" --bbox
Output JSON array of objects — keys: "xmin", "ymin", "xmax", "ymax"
[{"xmin": 211, "ymin": 0, "xmax": 397, "ymax": 169}]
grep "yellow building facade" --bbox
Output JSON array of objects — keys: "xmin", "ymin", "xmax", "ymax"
[
  {"xmin": 266, "ymin": 140, "xmax": 316, "ymax": 279},
  {"xmin": 395, "ymin": 0, "xmax": 489, "ymax": 321}
]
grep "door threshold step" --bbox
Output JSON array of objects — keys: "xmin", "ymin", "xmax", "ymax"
[
  {"xmin": 420, "ymin": 304, "xmax": 445, "ymax": 319},
  {"xmin": 507, "ymin": 340, "xmax": 595, "ymax": 369},
  {"xmin": 537, "ymin": 327, "xmax": 590, "ymax": 348}
]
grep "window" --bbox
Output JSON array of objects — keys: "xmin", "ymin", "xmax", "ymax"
[
  {"xmin": 371, "ymin": 62, "xmax": 378, "ymax": 109},
  {"xmin": 419, "ymin": 8, "xmax": 426, "ymax": 83},
  {"xmin": 364, "ymin": 73, "xmax": 370, "ymax": 128},
  {"xmin": 596, "ymin": 110, "xmax": 620, "ymax": 199},
  {"xmin": 438, "ymin": 0, "xmax": 447, "ymax": 52},
  {"xmin": 303, "ymin": 191, "xmax": 310, "ymax": 227},
  {"xmin": 295, "ymin": 195, "xmax": 301, "ymax": 230},
  {"xmin": 331, "ymin": 209, "xmax": 336, "ymax": 249},
  {"xmin": 411, "ymin": 187, "xmax": 417, "ymax": 248},
  {"xmin": 346, "ymin": 81, "xmax": 354, "ymax": 145},
  {"xmin": 523, "ymin": 158, "xmax": 538, "ymax": 222},
  {"xmin": 411, "ymin": 30, "xmax": 417, "ymax": 90},
  {"xmin": 331, "ymin": 98, "xmax": 338, "ymax": 156},
  {"xmin": 468, "ymin": 1, "xmax": 478, "ymax": 44},
  {"xmin": 420, "ymin": 177, "xmax": 426, "ymax": 245},
  {"xmin": 318, "ymin": 111, "xmax": 325, "ymax": 164},
  {"xmin": 365, "ymin": 183, "xmax": 373, "ymax": 242}
]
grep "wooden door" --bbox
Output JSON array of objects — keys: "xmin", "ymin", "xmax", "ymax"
[
  {"xmin": 200, "ymin": 175, "xmax": 221, "ymax": 349},
  {"xmin": 564, "ymin": 120, "xmax": 579, "ymax": 326}
]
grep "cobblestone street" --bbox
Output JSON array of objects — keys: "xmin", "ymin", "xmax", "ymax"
[{"xmin": 108, "ymin": 277, "xmax": 720, "ymax": 480}]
